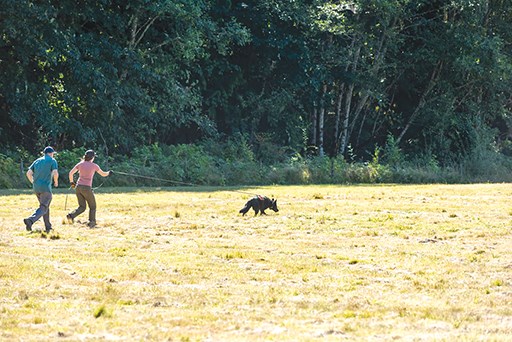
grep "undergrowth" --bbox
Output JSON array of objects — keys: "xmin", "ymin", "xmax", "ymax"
[{"xmin": 3, "ymin": 136, "xmax": 512, "ymax": 189}]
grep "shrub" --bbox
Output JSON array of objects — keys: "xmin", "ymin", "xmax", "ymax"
[
  {"xmin": 268, "ymin": 163, "xmax": 309, "ymax": 185},
  {"xmin": 382, "ymin": 134, "xmax": 403, "ymax": 166},
  {"xmin": 220, "ymin": 160, "xmax": 265, "ymax": 185},
  {"xmin": 201, "ymin": 134, "xmax": 255, "ymax": 163},
  {"xmin": 0, "ymin": 154, "xmax": 19, "ymax": 188},
  {"xmin": 307, "ymin": 156, "xmax": 335, "ymax": 184},
  {"xmin": 165, "ymin": 144, "xmax": 221, "ymax": 185},
  {"xmin": 56, "ymin": 148, "xmax": 86, "ymax": 171},
  {"xmin": 56, "ymin": 148, "xmax": 87, "ymax": 184},
  {"xmin": 4, "ymin": 139, "xmax": 512, "ymax": 189},
  {"xmin": 459, "ymin": 140, "xmax": 512, "ymax": 183},
  {"xmin": 110, "ymin": 143, "xmax": 222, "ymax": 187}
]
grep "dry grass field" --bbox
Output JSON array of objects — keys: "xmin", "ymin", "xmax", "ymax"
[{"xmin": 1, "ymin": 184, "xmax": 512, "ymax": 341}]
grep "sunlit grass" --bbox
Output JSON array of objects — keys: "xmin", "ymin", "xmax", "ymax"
[{"xmin": 1, "ymin": 184, "xmax": 512, "ymax": 340}]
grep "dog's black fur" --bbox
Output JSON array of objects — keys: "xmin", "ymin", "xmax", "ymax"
[{"xmin": 239, "ymin": 195, "xmax": 279, "ymax": 216}]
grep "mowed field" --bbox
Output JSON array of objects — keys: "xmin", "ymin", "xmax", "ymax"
[{"xmin": 1, "ymin": 184, "xmax": 512, "ymax": 341}]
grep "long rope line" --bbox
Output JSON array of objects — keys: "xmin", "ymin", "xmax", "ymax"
[
  {"xmin": 114, "ymin": 171, "xmax": 200, "ymax": 187},
  {"xmin": 63, "ymin": 171, "xmax": 259, "ymax": 211},
  {"xmin": 112, "ymin": 171, "xmax": 259, "ymax": 196}
]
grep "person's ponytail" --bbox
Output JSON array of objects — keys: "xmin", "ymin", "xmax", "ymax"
[{"xmin": 84, "ymin": 150, "xmax": 95, "ymax": 162}]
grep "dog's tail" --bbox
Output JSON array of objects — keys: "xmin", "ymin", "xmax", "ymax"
[{"xmin": 239, "ymin": 203, "xmax": 250, "ymax": 215}]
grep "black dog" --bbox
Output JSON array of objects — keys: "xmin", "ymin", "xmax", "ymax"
[{"xmin": 239, "ymin": 195, "xmax": 279, "ymax": 216}]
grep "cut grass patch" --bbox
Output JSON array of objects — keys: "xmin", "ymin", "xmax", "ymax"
[{"xmin": 1, "ymin": 184, "xmax": 512, "ymax": 340}]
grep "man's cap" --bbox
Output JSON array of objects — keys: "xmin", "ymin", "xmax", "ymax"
[
  {"xmin": 43, "ymin": 146, "xmax": 55, "ymax": 154},
  {"xmin": 85, "ymin": 150, "xmax": 95, "ymax": 158}
]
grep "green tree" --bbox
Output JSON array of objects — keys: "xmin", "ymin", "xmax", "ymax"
[{"xmin": 0, "ymin": 0, "xmax": 248, "ymax": 153}]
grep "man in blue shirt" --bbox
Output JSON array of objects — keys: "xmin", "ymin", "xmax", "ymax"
[{"xmin": 24, "ymin": 146, "xmax": 59, "ymax": 233}]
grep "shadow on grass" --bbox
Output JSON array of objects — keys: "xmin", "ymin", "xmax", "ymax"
[
  {"xmin": 0, "ymin": 182, "xmax": 408, "ymax": 197},
  {"xmin": 95, "ymin": 185, "xmax": 265, "ymax": 195},
  {"xmin": 0, "ymin": 185, "xmax": 268, "ymax": 197}
]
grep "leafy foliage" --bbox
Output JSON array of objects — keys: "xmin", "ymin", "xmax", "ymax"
[{"xmin": 1, "ymin": 0, "xmax": 512, "ymax": 179}]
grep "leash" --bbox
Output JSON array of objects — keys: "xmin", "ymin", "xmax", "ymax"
[
  {"xmin": 92, "ymin": 181, "xmax": 107, "ymax": 191},
  {"xmin": 113, "ymin": 171, "xmax": 259, "ymax": 196},
  {"xmin": 64, "ymin": 171, "xmax": 259, "ymax": 213},
  {"xmin": 114, "ymin": 171, "xmax": 202, "ymax": 187}
]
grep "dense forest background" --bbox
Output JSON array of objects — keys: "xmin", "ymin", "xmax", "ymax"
[{"xmin": 1, "ymin": 0, "xmax": 512, "ymax": 187}]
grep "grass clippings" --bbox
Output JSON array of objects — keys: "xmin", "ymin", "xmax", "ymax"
[{"xmin": 1, "ymin": 184, "xmax": 512, "ymax": 340}]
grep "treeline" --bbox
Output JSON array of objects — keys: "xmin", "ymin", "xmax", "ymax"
[
  {"xmin": 2, "ymin": 138, "xmax": 512, "ymax": 189},
  {"xmin": 1, "ymin": 1, "xmax": 512, "ymax": 185}
]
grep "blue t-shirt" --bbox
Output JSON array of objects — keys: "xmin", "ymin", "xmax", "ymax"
[{"xmin": 29, "ymin": 155, "xmax": 58, "ymax": 193}]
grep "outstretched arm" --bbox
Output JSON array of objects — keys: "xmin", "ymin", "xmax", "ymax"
[{"xmin": 96, "ymin": 168, "xmax": 111, "ymax": 177}]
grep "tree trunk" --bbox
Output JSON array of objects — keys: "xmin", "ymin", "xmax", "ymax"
[
  {"xmin": 312, "ymin": 104, "xmax": 318, "ymax": 147},
  {"xmin": 336, "ymin": 40, "xmax": 362, "ymax": 156},
  {"xmin": 318, "ymin": 84, "xmax": 328, "ymax": 157},
  {"xmin": 397, "ymin": 60, "xmax": 443, "ymax": 144},
  {"xmin": 334, "ymin": 84, "xmax": 345, "ymax": 153},
  {"xmin": 348, "ymin": 92, "xmax": 370, "ymax": 140},
  {"xmin": 121, "ymin": 11, "xmax": 160, "ymax": 81},
  {"xmin": 339, "ymin": 83, "xmax": 355, "ymax": 155},
  {"xmin": 335, "ymin": 14, "xmax": 396, "ymax": 156}
]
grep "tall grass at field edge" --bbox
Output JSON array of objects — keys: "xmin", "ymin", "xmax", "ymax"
[{"xmin": 3, "ymin": 141, "xmax": 512, "ymax": 189}]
